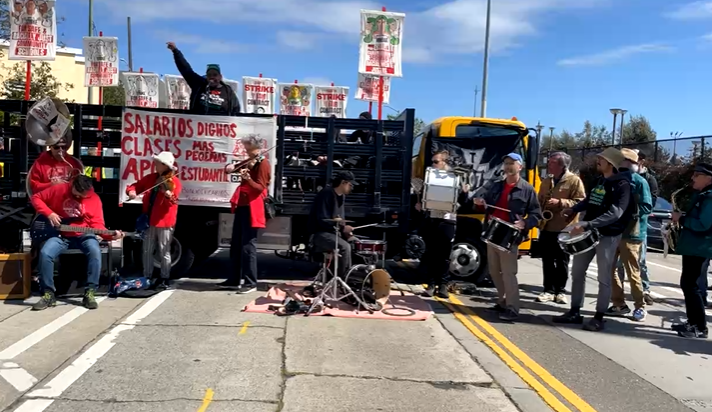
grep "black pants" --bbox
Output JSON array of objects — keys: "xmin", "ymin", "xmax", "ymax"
[
  {"xmin": 420, "ymin": 218, "xmax": 456, "ymax": 285},
  {"xmin": 680, "ymin": 255, "xmax": 708, "ymax": 330},
  {"xmin": 540, "ymin": 231, "xmax": 570, "ymax": 294},
  {"xmin": 229, "ymin": 207, "xmax": 259, "ymax": 286},
  {"xmin": 312, "ymin": 232, "xmax": 352, "ymax": 278}
]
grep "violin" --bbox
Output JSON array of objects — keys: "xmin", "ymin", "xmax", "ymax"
[
  {"xmin": 227, "ymin": 154, "xmax": 265, "ymax": 174},
  {"xmin": 159, "ymin": 170, "xmax": 176, "ymax": 192}
]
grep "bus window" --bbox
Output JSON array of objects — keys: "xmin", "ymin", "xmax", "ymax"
[{"xmin": 412, "ymin": 131, "xmax": 424, "ymax": 158}]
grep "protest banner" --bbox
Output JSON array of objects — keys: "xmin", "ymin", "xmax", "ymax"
[
  {"xmin": 162, "ymin": 74, "xmax": 191, "ymax": 110},
  {"xmin": 122, "ymin": 72, "xmax": 160, "ymax": 108},
  {"xmin": 8, "ymin": 0, "xmax": 57, "ymax": 60},
  {"xmin": 354, "ymin": 73, "xmax": 390, "ymax": 104},
  {"xmin": 314, "ymin": 85, "xmax": 349, "ymax": 118},
  {"xmin": 242, "ymin": 76, "xmax": 277, "ymax": 114},
  {"xmin": 119, "ymin": 109, "xmax": 277, "ymax": 207},
  {"xmin": 278, "ymin": 83, "xmax": 313, "ymax": 116},
  {"xmin": 358, "ymin": 9, "xmax": 405, "ymax": 77},
  {"xmin": 83, "ymin": 36, "xmax": 119, "ymax": 87}
]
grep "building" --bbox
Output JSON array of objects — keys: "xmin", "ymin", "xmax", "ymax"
[{"xmin": 0, "ymin": 40, "xmax": 99, "ymax": 104}]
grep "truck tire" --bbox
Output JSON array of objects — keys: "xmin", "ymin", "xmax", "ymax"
[{"xmin": 449, "ymin": 238, "xmax": 487, "ymax": 283}]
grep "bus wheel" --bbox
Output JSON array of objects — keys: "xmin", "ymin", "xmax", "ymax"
[{"xmin": 449, "ymin": 241, "xmax": 485, "ymax": 281}]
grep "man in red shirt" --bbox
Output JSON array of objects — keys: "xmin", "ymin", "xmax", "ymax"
[
  {"xmin": 474, "ymin": 153, "xmax": 542, "ymax": 322},
  {"xmin": 28, "ymin": 134, "xmax": 82, "ymax": 195},
  {"xmin": 126, "ymin": 152, "xmax": 182, "ymax": 290},
  {"xmin": 222, "ymin": 134, "xmax": 271, "ymax": 293},
  {"xmin": 30, "ymin": 175, "xmax": 124, "ymax": 311}
]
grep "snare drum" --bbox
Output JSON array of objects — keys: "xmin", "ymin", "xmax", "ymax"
[
  {"xmin": 354, "ymin": 240, "xmax": 387, "ymax": 255},
  {"xmin": 422, "ymin": 167, "xmax": 460, "ymax": 213},
  {"xmin": 481, "ymin": 217, "xmax": 522, "ymax": 253},
  {"xmin": 557, "ymin": 229, "xmax": 599, "ymax": 256}
]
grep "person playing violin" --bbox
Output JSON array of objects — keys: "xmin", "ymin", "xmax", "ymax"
[
  {"xmin": 126, "ymin": 152, "xmax": 182, "ymax": 290},
  {"xmin": 221, "ymin": 134, "xmax": 271, "ymax": 293}
]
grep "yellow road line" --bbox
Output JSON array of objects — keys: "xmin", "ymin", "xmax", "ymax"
[
  {"xmin": 446, "ymin": 295, "xmax": 598, "ymax": 412},
  {"xmin": 239, "ymin": 321, "xmax": 250, "ymax": 335},
  {"xmin": 438, "ymin": 298, "xmax": 572, "ymax": 411},
  {"xmin": 197, "ymin": 388, "xmax": 214, "ymax": 412}
]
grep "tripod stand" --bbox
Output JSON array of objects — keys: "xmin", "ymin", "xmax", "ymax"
[{"xmin": 306, "ymin": 221, "xmax": 372, "ymax": 315}]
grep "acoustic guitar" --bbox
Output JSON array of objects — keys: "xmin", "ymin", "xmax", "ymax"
[{"xmin": 30, "ymin": 214, "xmax": 135, "ymax": 242}]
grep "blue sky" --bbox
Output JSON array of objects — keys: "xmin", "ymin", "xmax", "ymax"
[{"xmin": 59, "ymin": 0, "xmax": 712, "ymax": 142}]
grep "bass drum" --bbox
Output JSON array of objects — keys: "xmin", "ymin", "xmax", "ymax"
[{"xmin": 344, "ymin": 265, "xmax": 392, "ymax": 310}]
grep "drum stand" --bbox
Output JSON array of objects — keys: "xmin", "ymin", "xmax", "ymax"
[{"xmin": 306, "ymin": 224, "xmax": 372, "ymax": 316}]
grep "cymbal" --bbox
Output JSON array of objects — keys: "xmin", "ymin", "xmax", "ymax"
[{"xmin": 323, "ymin": 218, "xmax": 354, "ymax": 223}]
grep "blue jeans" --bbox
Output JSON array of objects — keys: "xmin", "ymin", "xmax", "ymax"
[
  {"xmin": 617, "ymin": 238, "xmax": 650, "ymax": 292},
  {"xmin": 38, "ymin": 235, "xmax": 102, "ymax": 293}
]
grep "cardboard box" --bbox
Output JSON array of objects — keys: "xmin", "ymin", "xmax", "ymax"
[{"xmin": 0, "ymin": 253, "xmax": 31, "ymax": 300}]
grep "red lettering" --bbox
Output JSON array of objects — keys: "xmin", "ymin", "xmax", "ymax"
[
  {"xmin": 134, "ymin": 114, "xmax": 145, "ymax": 135},
  {"xmin": 141, "ymin": 137, "xmax": 154, "ymax": 156},
  {"xmin": 197, "ymin": 122, "xmax": 204, "ymax": 136},
  {"xmin": 123, "ymin": 112, "xmax": 135, "ymax": 134},
  {"xmin": 121, "ymin": 158, "xmax": 139, "ymax": 181},
  {"xmin": 139, "ymin": 159, "xmax": 153, "ymax": 176},
  {"xmin": 161, "ymin": 116, "xmax": 170, "ymax": 136},
  {"xmin": 172, "ymin": 140, "xmax": 182, "ymax": 158},
  {"xmin": 186, "ymin": 119, "xmax": 194, "ymax": 138},
  {"xmin": 121, "ymin": 135, "xmax": 135, "ymax": 156},
  {"xmin": 152, "ymin": 116, "xmax": 163, "ymax": 137},
  {"xmin": 230, "ymin": 124, "xmax": 237, "ymax": 138}
]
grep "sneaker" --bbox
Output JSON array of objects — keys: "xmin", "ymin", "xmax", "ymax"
[
  {"xmin": 499, "ymin": 309, "xmax": 519, "ymax": 322},
  {"xmin": 32, "ymin": 291, "xmax": 57, "ymax": 311},
  {"xmin": 82, "ymin": 289, "xmax": 98, "ymax": 310},
  {"xmin": 552, "ymin": 310, "xmax": 584, "ymax": 324},
  {"xmin": 643, "ymin": 291, "xmax": 654, "ymax": 306},
  {"xmin": 554, "ymin": 293, "xmax": 568, "ymax": 305},
  {"xmin": 151, "ymin": 278, "xmax": 172, "ymax": 291},
  {"xmin": 605, "ymin": 305, "xmax": 631, "ymax": 317},
  {"xmin": 236, "ymin": 285, "xmax": 257, "ymax": 294},
  {"xmin": 486, "ymin": 303, "xmax": 506, "ymax": 313},
  {"xmin": 435, "ymin": 284, "xmax": 450, "ymax": 299},
  {"xmin": 677, "ymin": 324, "xmax": 709, "ymax": 339},
  {"xmin": 218, "ymin": 280, "xmax": 240, "ymax": 289},
  {"xmin": 671, "ymin": 321, "xmax": 690, "ymax": 332},
  {"xmin": 421, "ymin": 286, "xmax": 435, "ymax": 297},
  {"xmin": 583, "ymin": 318, "xmax": 605, "ymax": 332},
  {"xmin": 632, "ymin": 308, "xmax": 647, "ymax": 322},
  {"xmin": 536, "ymin": 292, "xmax": 554, "ymax": 303}
]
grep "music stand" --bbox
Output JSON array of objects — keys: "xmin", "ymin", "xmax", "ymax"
[{"xmin": 306, "ymin": 220, "xmax": 372, "ymax": 315}]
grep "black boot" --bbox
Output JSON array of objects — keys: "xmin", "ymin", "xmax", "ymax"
[
  {"xmin": 32, "ymin": 291, "xmax": 57, "ymax": 311},
  {"xmin": 435, "ymin": 284, "xmax": 449, "ymax": 299}
]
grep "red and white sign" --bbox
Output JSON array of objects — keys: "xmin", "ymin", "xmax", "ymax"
[
  {"xmin": 355, "ymin": 73, "xmax": 390, "ymax": 104},
  {"xmin": 119, "ymin": 109, "xmax": 277, "ymax": 207},
  {"xmin": 358, "ymin": 9, "xmax": 405, "ymax": 77},
  {"xmin": 8, "ymin": 0, "xmax": 57, "ymax": 60},
  {"xmin": 242, "ymin": 76, "xmax": 277, "ymax": 114},
  {"xmin": 278, "ymin": 83, "xmax": 313, "ymax": 116},
  {"xmin": 162, "ymin": 74, "xmax": 191, "ymax": 110},
  {"xmin": 122, "ymin": 72, "xmax": 160, "ymax": 109},
  {"xmin": 314, "ymin": 85, "xmax": 349, "ymax": 118},
  {"xmin": 83, "ymin": 36, "xmax": 119, "ymax": 87}
]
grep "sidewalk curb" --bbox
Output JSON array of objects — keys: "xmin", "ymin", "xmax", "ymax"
[{"xmin": 432, "ymin": 303, "xmax": 553, "ymax": 412}]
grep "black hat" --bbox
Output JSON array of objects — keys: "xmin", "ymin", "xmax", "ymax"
[
  {"xmin": 358, "ymin": 111, "xmax": 372, "ymax": 120},
  {"xmin": 334, "ymin": 170, "xmax": 358, "ymax": 185},
  {"xmin": 694, "ymin": 162, "xmax": 712, "ymax": 176}
]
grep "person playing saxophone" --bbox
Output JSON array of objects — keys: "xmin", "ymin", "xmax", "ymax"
[{"xmin": 536, "ymin": 152, "xmax": 585, "ymax": 304}]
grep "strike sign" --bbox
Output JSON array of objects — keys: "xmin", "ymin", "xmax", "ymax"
[
  {"xmin": 122, "ymin": 72, "xmax": 160, "ymax": 109},
  {"xmin": 243, "ymin": 76, "xmax": 277, "ymax": 114},
  {"xmin": 8, "ymin": 0, "xmax": 57, "ymax": 60},
  {"xmin": 314, "ymin": 85, "xmax": 349, "ymax": 118},
  {"xmin": 83, "ymin": 36, "xmax": 119, "ymax": 87}
]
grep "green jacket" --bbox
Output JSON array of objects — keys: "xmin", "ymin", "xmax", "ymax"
[
  {"xmin": 676, "ymin": 187, "xmax": 712, "ymax": 258},
  {"xmin": 624, "ymin": 172, "xmax": 653, "ymax": 242}
]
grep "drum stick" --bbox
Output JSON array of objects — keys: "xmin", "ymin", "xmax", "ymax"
[
  {"xmin": 352, "ymin": 223, "xmax": 379, "ymax": 230},
  {"xmin": 484, "ymin": 203, "xmax": 512, "ymax": 213}
]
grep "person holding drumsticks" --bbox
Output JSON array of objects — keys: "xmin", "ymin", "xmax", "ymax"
[
  {"xmin": 474, "ymin": 153, "xmax": 542, "ymax": 322},
  {"xmin": 553, "ymin": 148, "xmax": 634, "ymax": 332}
]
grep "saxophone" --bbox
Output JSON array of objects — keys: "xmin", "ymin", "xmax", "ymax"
[
  {"xmin": 662, "ymin": 186, "xmax": 686, "ymax": 256},
  {"xmin": 538, "ymin": 175, "xmax": 555, "ymax": 229}
]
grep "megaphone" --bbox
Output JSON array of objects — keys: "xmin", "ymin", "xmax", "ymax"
[{"xmin": 25, "ymin": 97, "xmax": 72, "ymax": 147}]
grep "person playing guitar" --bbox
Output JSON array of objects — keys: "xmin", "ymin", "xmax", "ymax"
[
  {"xmin": 30, "ymin": 175, "xmax": 124, "ymax": 311},
  {"xmin": 126, "ymin": 152, "xmax": 182, "ymax": 290}
]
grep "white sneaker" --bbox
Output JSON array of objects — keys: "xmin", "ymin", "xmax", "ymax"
[
  {"xmin": 536, "ymin": 292, "xmax": 554, "ymax": 303},
  {"xmin": 555, "ymin": 293, "xmax": 568, "ymax": 304}
]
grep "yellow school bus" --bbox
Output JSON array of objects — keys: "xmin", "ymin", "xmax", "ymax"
[{"xmin": 412, "ymin": 116, "xmax": 541, "ymax": 282}]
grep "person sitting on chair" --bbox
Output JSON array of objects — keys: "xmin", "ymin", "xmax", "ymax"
[
  {"xmin": 30, "ymin": 175, "xmax": 124, "ymax": 311},
  {"xmin": 308, "ymin": 171, "xmax": 357, "ymax": 278},
  {"xmin": 29, "ymin": 134, "xmax": 82, "ymax": 195}
]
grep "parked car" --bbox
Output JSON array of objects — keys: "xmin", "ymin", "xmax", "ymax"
[{"xmin": 647, "ymin": 198, "xmax": 672, "ymax": 253}]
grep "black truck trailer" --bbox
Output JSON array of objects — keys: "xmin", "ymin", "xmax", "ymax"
[{"xmin": 0, "ymin": 100, "xmax": 416, "ymax": 278}]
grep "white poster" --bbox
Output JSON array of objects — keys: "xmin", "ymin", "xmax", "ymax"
[
  {"xmin": 119, "ymin": 109, "xmax": 277, "ymax": 207},
  {"xmin": 355, "ymin": 73, "xmax": 391, "ymax": 104},
  {"xmin": 223, "ymin": 78, "xmax": 240, "ymax": 99},
  {"xmin": 278, "ymin": 83, "xmax": 313, "ymax": 116},
  {"xmin": 83, "ymin": 36, "xmax": 119, "ymax": 87},
  {"xmin": 163, "ymin": 74, "xmax": 191, "ymax": 110},
  {"xmin": 8, "ymin": 0, "xmax": 57, "ymax": 60},
  {"xmin": 242, "ymin": 76, "xmax": 277, "ymax": 114},
  {"xmin": 314, "ymin": 85, "xmax": 349, "ymax": 118},
  {"xmin": 122, "ymin": 72, "xmax": 160, "ymax": 108},
  {"xmin": 358, "ymin": 9, "xmax": 405, "ymax": 77}
]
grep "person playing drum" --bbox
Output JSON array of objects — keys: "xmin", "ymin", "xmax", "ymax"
[
  {"xmin": 553, "ymin": 147, "xmax": 635, "ymax": 332},
  {"xmin": 474, "ymin": 153, "xmax": 542, "ymax": 322},
  {"xmin": 415, "ymin": 150, "xmax": 469, "ymax": 299}
]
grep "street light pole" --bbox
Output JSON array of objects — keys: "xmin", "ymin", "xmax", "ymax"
[
  {"xmin": 619, "ymin": 109, "xmax": 627, "ymax": 145},
  {"xmin": 535, "ymin": 121, "xmax": 544, "ymax": 141},
  {"xmin": 479, "ymin": 0, "xmax": 491, "ymax": 118},
  {"xmin": 609, "ymin": 108, "xmax": 622, "ymax": 146},
  {"xmin": 548, "ymin": 127, "xmax": 555, "ymax": 151}
]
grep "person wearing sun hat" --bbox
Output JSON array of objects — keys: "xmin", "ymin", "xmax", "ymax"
[
  {"xmin": 554, "ymin": 147, "xmax": 634, "ymax": 332},
  {"xmin": 166, "ymin": 41, "xmax": 241, "ymax": 116},
  {"xmin": 126, "ymin": 151, "xmax": 182, "ymax": 290}
]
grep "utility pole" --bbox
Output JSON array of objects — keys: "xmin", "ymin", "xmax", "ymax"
[
  {"xmin": 127, "ymin": 17, "xmax": 134, "ymax": 71},
  {"xmin": 619, "ymin": 109, "xmax": 627, "ymax": 145},
  {"xmin": 479, "ymin": 0, "xmax": 491, "ymax": 118},
  {"xmin": 473, "ymin": 86, "xmax": 479, "ymax": 117},
  {"xmin": 548, "ymin": 127, "xmax": 555, "ymax": 151},
  {"xmin": 87, "ymin": 0, "xmax": 94, "ymax": 104}
]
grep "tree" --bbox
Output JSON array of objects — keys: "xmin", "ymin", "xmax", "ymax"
[
  {"xmin": 621, "ymin": 115, "xmax": 656, "ymax": 144},
  {"xmin": 1, "ymin": 61, "xmax": 74, "ymax": 101},
  {"xmin": 386, "ymin": 114, "xmax": 425, "ymax": 135},
  {"xmin": 102, "ymin": 83, "xmax": 126, "ymax": 106}
]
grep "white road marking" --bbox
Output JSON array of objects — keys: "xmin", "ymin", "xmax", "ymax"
[
  {"xmin": 0, "ymin": 298, "xmax": 106, "ymax": 361},
  {"xmin": 24, "ymin": 290, "xmax": 174, "ymax": 403},
  {"xmin": 0, "ymin": 362, "xmax": 37, "ymax": 391},
  {"xmin": 13, "ymin": 400, "xmax": 54, "ymax": 412},
  {"xmin": 647, "ymin": 261, "xmax": 682, "ymax": 272}
]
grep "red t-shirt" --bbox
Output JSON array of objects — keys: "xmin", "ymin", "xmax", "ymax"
[{"xmin": 491, "ymin": 182, "xmax": 515, "ymax": 222}]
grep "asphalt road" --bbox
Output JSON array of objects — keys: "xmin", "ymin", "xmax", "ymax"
[{"xmin": 0, "ymin": 249, "xmax": 709, "ymax": 412}]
